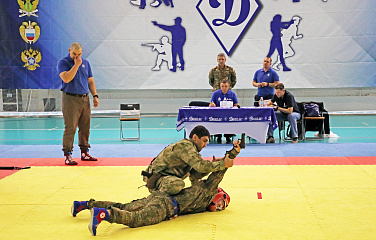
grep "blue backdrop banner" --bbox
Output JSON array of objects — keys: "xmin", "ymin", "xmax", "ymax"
[{"xmin": 0, "ymin": 0, "xmax": 375, "ymax": 89}]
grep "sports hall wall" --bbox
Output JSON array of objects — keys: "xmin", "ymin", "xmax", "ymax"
[{"xmin": 0, "ymin": 0, "xmax": 375, "ymax": 113}]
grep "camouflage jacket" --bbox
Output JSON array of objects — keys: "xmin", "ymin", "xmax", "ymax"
[
  {"xmin": 149, "ymin": 139, "xmax": 225, "ymax": 180},
  {"xmin": 209, "ymin": 65, "xmax": 237, "ymax": 91},
  {"xmin": 96, "ymin": 148, "xmax": 239, "ymax": 227},
  {"xmin": 174, "ymin": 148, "xmax": 239, "ymax": 214}
]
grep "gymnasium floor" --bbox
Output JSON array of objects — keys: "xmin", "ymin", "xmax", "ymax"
[{"xmin": 0, "ymin": 115, "xmax": 375, "ymax": 239}]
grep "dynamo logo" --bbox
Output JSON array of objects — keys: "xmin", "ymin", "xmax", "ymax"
[{"xmin": 196, "ymin": 0, "xmax": 262, "ymax": 56}]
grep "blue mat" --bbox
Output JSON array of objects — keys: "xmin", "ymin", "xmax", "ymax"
[{"xmin": 1, "ymin": 142, "xmax": 375, "ymax": 159}]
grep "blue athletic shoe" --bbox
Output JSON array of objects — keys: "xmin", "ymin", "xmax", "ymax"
[
  {"xmin": 65, "ymin": 154, "xmax": 78, "ymax": 165},
  {"xmin": 71, "ymin": 201, "xmax": 88, "ymax": 217},
  {"xmin": 89, "ymin": 208, "xmax": 109, "ymax": 236}
]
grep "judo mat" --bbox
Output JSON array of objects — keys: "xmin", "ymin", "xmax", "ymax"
[
  {"xmin": 1, "ymin": 154, "xmax": 375, "ymax": 240},
  {"xmin": 0, "ymin": 115, "xmax": 375, "ymax": 239}
]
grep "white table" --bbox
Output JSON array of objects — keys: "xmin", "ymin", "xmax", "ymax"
[{"xmin": 177, "ymin": 107, "xmax": 278, "ymax": 143}]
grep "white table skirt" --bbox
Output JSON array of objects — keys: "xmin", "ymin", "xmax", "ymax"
[{"xmin": 184, "ymin": 121, "xmax": 270, "ymax": 143}]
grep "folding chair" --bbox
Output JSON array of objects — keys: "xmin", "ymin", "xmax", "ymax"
[
  {"xmin": 278, "ymin": 118, "xmax": 304, "ymax": 141},
  {"xmin": 301, "ymin": 101, "xmax": 327, "ymax": 139},
  {"xmin": 278, "ymin": 102, "xmax": 305, "ymax": 141},
  {"xmin": 186, "ymin": 101, "xmax": 219, "ymax": 141},
  {"xmin": 189, "ymin": 101, "xmax": 210, "ymax": 107},
  {"xmin": 120, "ymin": 104, "xmax": 140, "ymax": 140}
]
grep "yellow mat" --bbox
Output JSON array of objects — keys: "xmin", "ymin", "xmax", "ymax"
[{"xmin": 0, "ymin": 165, "xmax": 375, "ymax": 240}]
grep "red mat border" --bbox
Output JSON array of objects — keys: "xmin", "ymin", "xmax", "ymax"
[
  {"xmin": 1, "ymin": 156, "xmax": 375, "ymax": 179},
  {"xmin": 1, "ymin": 156, "xmax": 375, "ymax": 167}
]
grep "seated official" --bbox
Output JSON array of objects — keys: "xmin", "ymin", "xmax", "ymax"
[
  {"xmin": 266, "ymin": 83, "xmax": 301, "ymax": 143},
  {"xmin": 209, "ymin": 79, "xmax": 239, "ymax": 144}
]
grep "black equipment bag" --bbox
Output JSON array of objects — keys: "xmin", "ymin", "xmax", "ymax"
[{"xmin": 304, "ymin": 102, "xmax": 320, "ymax": 117}]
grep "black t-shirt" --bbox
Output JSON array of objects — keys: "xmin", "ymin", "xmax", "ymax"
[{"xmin": 271, "ymin": 90, "xmax": 301, "ymax": 113}]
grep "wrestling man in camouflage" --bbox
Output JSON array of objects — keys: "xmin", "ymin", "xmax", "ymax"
[
  {"xmin": 142, "ymin": 125, "xmax": 233, "ymax": 195},
  {"xmin": 209, "ymin": 53, "xmax": 237, "ymax": 91},
  {"xmin": 71, "ymin": 135, "xmax": 244, "ymax": 236}
]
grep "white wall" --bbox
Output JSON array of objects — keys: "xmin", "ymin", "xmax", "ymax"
[{"xmin": 3, "ymin": 88, "xmax": 375, "ymax": 114}]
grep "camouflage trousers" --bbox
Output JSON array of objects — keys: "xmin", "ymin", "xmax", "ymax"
[
  {"xmin": 153, "ymin": 175, "xmax": 185, "ymax": 196},
  {"xmin": 88, "ymin": 192, "xmax": 176, "ymax": 228}
]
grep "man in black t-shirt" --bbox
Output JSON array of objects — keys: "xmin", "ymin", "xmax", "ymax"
[{"xmin": 266, "ymin": 83, "xmax": 301, "ymax": 143}]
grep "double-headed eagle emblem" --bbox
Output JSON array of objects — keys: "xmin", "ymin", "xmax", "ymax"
[
  {"xmin": 21, "ymin": 48, "xmax": 42, "ymax": 71},
  {"xmin": 18, "ymin": 0, "xmax": 39, "ymax": 17},
  {"xmin": 19, "ymin": 21, "xmax": 40, "ymax": 44},
  {"xmin": 18, "ymin": 1, "xmax": 41, "ymax": 71}
]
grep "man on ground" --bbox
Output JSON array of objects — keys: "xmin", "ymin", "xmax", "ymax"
[{"xmin": 71, "ymin": 139, "xmax": 243, "ymax": 236}]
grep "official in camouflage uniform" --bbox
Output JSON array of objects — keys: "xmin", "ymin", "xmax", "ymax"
[
  {"xmin": 209, "ymin": 53, "xmax": 237, "ymax": 91},
  {"xmin": 142, "ymin": 125, "xmax": 234, "ymax": 196},
  {"xmin": 71, "ymin": 141, "xmax": 241, "ymax": 236}
]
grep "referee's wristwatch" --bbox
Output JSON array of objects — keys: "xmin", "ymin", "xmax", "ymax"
[{"xmin": 93, "ymin": 95, "xmax": 99, "ymax": 98}]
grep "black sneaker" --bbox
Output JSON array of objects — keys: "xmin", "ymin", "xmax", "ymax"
[
  {"xmin": 266, "ymin": 136, "xmax": 275, "ymax": 144},
  {"xmin": 81, "ymin": 150, "xmax": 98, "ymax": 161},
  {"xmin": 291, "ymin": 138, "xmax": 298, "ymax": 143}
]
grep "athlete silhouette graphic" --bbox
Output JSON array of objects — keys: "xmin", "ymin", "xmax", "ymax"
[
  {"xmin": 152, "ymin": 17, "xmax": 186, "ymax": 72},
  {"xmin": 142, "ymin": 36, "xmax": 180, "ymax": 71},
  {"xmin": 266, "ymin": 15, "xmax": 294, "ymax": 71},
  {"xmin": 272, "ymin": 16, "xmax": 303, "ymax": 71},
  {"xmin": 131, "ymin": 0, "xmax": 174, "ymax": 9}
]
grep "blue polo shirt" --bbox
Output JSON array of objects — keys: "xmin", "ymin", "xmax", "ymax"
[
  {"xmin": 57, "ymin": 54, "xmax": 93, "ymax": 94},
  {"xmin": 211, "ymin": 89, "xmax": 238, "ymax": 107},
  {"xmin": 253, "ymin": 68, "xmax": 279, "ymax": 97}
]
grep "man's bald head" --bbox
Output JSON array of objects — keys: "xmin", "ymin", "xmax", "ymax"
[{"xmin": 70, "ymin": 42, "xmax": 82, "ymax": 51}]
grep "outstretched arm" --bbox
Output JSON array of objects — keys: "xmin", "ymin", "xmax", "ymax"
[
  {"xmin": 281, "ymin": 20, "xmax": 294, "ymax": 29},
  {"xmin": 204, "ymin": 139, "xmax": 242, "ymax": 189},
  {"xmin": 152, "ymin": 21, "xmax": 172, "ymax": 32}
]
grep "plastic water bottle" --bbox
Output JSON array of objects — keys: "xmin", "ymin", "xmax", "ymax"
[{"xmin": 260, "ymin": 97, "xmax": 264, "ymax": 107}]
